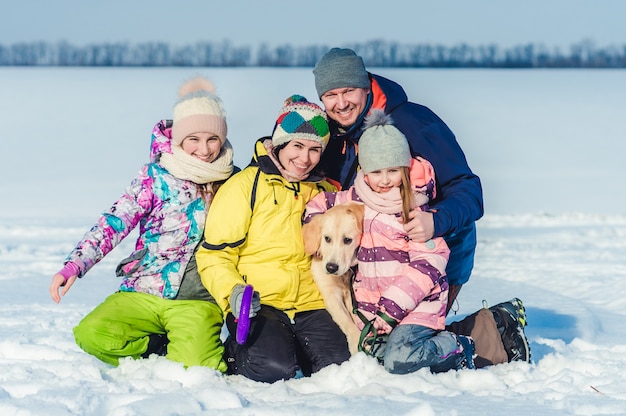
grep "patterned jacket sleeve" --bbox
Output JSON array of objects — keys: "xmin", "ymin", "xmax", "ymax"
[{"xmin": 65, "ymin": 165, "xmax": 154, "ymax": 278}]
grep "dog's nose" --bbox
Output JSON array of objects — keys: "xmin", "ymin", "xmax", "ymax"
[{"xmin": 326, "ymin": 263, "xmax": 339, "ymax": 274}]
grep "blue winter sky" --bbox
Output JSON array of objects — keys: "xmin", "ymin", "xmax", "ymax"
[{"xmin": 3, "ymin": 0, "xmax": 626, "ymax": 49}]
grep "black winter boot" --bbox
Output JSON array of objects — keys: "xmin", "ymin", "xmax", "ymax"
[
  {"xmin": 141, "ymin": 333, "xmax": 169, "ymax": 358},
  {"xmin": 489, "ymin": 298, "xmax": 531, "ymax": 363}
]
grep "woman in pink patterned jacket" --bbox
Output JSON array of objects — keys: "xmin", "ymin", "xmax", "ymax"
[
  {"xmin": 304, "ymin": 110, "xmax": 476, "ymax": 373},
  {"xmin": 48, "ymin": 77, "xmax": 233, "ymax": 370}
]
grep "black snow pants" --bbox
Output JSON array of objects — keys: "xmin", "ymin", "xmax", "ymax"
[{"xmin": 223, "ymin": 305, "xmax": 351, "ymax": 383}]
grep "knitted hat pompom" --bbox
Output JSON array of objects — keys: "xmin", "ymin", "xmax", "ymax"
[
  {"xmin": 362, "ymin": 109, "xmax": 393, "ymax": 130},
  {"xmin": 358, "ymin": 110, "xmax": 411, "ymax": 174},
  {"xmin": 178, "ymin": 76, "xmax": 216, "ymax": 97}
]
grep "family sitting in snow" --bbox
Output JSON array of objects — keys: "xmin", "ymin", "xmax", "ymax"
[{"xmin": 49, "ymin": 48, "xmax": 530, "ymax": 382}]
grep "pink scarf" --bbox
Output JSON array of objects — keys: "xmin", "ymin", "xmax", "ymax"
[{"xmin": 353, "ymin": 170, "xmax": 430, "ymax": 214}]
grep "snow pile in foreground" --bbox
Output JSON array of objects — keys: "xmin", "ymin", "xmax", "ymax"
[{"xmin": 1, "ymin": 213, "xmax": 625, "ymax": 415}]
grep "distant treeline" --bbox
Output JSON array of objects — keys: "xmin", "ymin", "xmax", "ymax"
[{"xmin": 2, "ymin": 39, "xmax": 625, "ymax": 68}]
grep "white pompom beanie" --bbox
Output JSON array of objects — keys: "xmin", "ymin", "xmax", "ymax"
[{"xmin": 171, "ymin": 76, "xmax": 227, "ymax": 146}]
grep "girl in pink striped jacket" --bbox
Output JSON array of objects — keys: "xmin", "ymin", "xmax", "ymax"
[{"xmin": 304, "ymin": 110, "xmax": 476, "ymax": 373}]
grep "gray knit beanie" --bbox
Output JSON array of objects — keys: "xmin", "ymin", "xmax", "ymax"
[
  {"xmin": 358, "ymin": 110, "xmax": 411, "ymax": 174},
  {"xmin": 313, "ymin": 48, "xmax": 370, "ymax": 98}
]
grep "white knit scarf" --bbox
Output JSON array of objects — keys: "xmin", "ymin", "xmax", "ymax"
[{"xmin": 159, "ymin": 139, "xmax": 234, "ymax": 184}]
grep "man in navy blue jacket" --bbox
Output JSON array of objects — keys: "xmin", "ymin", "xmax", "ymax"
[
  {"xmin": 313, "ymin": 48, "xmax": 483, "ymax": 311},
  {"xmin": 313, "ymin": 48, "xmax": 531, "ymax": 367}
]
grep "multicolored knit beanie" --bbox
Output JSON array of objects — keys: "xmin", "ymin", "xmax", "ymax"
[
  {"xmin": 171, "ymin": 76, "xmax": 227, "ymax": 146},
  {"xmin": 271, "ymin": 95, "xmax": 330, "ymax": 150}
]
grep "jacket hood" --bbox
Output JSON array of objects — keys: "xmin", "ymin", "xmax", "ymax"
[
  {"xmin": 370, "ymin": 73, "xmax": 408, "ymax": 114},
  {"xmin": 149, "ymin": 119, "xmax": 174, "ymax": 163}
]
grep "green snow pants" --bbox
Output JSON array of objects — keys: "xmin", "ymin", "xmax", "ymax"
[{"xmin": 73, "ymin": 291, "xmax": 227, "ymax": 372}]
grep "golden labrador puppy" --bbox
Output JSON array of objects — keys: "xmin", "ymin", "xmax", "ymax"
[{"xmin": 302, "ymin": 202, "xmax": 364, "ymax": 355}]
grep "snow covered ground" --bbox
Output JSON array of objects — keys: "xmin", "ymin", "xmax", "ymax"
[{"xmin": 1, "ymin": 68, "xmax": 625, "ymax": 415}]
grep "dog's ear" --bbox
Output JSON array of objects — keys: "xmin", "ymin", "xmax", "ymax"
[
  {"xmin": 347, "ymin": 203, "xmax": 365, "ymax": 231},
  {"xmin": 302, "ymin": 214, "xmax": 322, "ymax": 255}
]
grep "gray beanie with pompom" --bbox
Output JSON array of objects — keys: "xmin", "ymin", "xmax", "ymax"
[{"xmin": 358, "ymin": 110, "xmax": 411, "ymax": 174}]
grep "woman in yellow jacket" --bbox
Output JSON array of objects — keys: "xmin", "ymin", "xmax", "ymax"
[{"xmin": 196, "ymin": 95, "xmax": 348, "ymax": 383}]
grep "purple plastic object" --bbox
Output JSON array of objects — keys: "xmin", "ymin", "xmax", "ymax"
[{"xmin": 236, "ymin": 285, "xmax": 254, "ymax": 345}]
